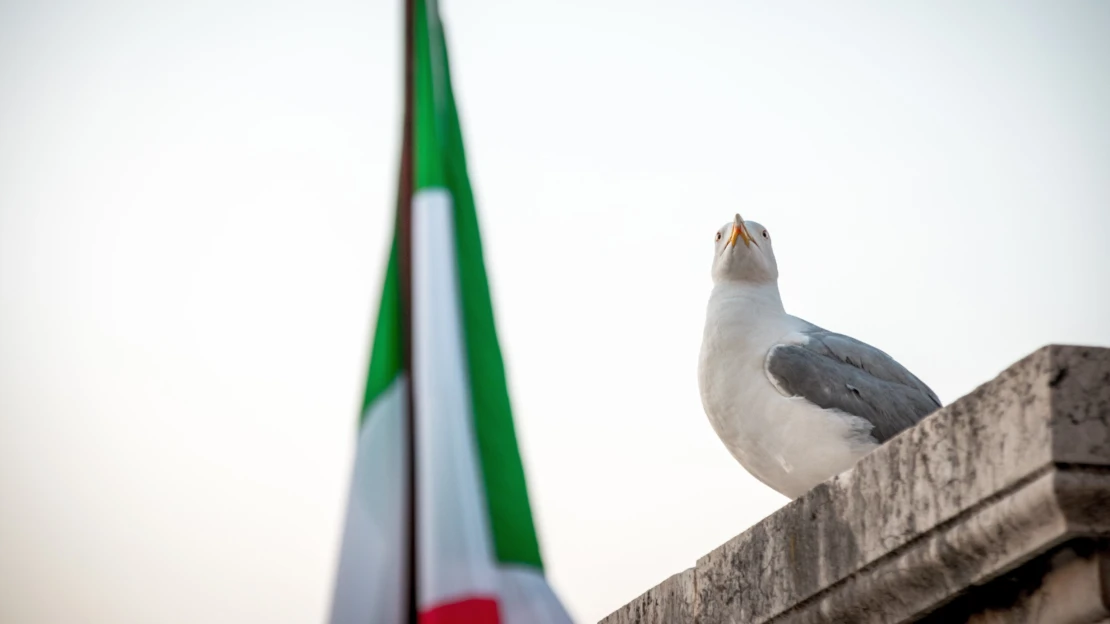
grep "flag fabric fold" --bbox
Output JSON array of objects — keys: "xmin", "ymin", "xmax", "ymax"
[{"xmin": 329, "ymin": 1, "xmax": 573, "ymax": 622}]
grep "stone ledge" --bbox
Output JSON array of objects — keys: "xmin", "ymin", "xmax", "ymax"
[
  {"xmin": 601, "ymin": 569, "xmax": 695, "ymax": 624},
  {"xmin": 600, "ymin": 345, "xmax": 1110, "ymax": 624}
]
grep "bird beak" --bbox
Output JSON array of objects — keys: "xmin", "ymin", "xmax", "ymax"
[{"xmin": 727, "ymin": 213, "xmax": 753, "ymax": 248}]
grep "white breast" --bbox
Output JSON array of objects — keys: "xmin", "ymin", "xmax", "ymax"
[{"xmin": 697, "ymin": 283, "xmax": 878, "ymax": 499}]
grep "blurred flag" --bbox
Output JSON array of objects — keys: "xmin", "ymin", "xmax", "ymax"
[{"xmin": 328, "ymin": 1, "xmax": 574, "ymax": 622}]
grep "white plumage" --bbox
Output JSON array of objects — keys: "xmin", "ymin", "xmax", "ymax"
[
  {"xmin": 699, "ymin": 281, "xmax": 877, "ymax": 499},
  {"xmin": 698, "ymin": 214, "xmax": 939, "ymax": 499}
]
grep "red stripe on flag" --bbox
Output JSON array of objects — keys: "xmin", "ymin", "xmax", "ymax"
[{"xmin": 418, "ymin": 597, "xmax": 500, "ymax": 624}]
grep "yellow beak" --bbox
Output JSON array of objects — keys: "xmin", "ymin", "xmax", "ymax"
[{"xmin": 727, "ymin": 215, "xmax": 753, "ymax": 248}]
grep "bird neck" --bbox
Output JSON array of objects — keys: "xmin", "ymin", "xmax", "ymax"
[{"xmin": 710, "ymin": 281, "xmax": 786, "ymax": 318}]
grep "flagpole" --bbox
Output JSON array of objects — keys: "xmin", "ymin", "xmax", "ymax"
[{"xmin": 397, "ymin": 0, "xmax": 418, "ymax": 622}]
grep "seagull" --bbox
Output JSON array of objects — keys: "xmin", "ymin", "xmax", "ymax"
[{"xmin": 697, "ymin": 214, "xmax": 941, "ymax": 499}]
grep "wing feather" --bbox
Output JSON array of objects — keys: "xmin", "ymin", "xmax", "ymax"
[{"xmin": 765, "ymin": 329, "xmax": 941, "ymax": 443}]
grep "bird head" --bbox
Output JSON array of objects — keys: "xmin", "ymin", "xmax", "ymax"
[{"xmin": 711, "ymin": 213, "xmax": 778, "ymax": 284}]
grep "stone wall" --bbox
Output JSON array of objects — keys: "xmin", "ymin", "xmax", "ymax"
[{"xmin": 600, "ymin": 345, "xmax": 1110, "ymax": 624}]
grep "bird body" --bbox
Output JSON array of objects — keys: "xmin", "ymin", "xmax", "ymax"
[
  {"xmin": 699, "ymin": 281, "xmax": 881, "ymax": 498},
  {"xmin": 698, "ymin": 215, "xmax": 940, "ymax": 499}
]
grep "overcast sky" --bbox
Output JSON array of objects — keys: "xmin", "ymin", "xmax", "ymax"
[{"xmin": 2, "ymin": 1, "xmax": 1109, "ymax": 622}]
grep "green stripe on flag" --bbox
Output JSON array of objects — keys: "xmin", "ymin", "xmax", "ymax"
[
  {"xmin": 414, "ymin": 0, "xmax": 446, "ymax": 190},
  {"xmin": 413, "ymin": 0, "xmax": 545, "ymax": 570},
  {"xmin": 360, "ymin": 235, "xmax": 402, "ymax": 423}
]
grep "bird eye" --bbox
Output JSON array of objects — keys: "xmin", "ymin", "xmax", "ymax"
[
  {"xmin": 761, "ymin": 230, "xmax": 769, "ymax": 239},
  {"xmin": 715, "ymin": 231, "xmax": 722, "ymax": 242}
]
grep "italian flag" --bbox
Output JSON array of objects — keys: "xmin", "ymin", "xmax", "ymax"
[{"xmin": 328, "ymin": 1, "xmax": 573, "ymax": 623}]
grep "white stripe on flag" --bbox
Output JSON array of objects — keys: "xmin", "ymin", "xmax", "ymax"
[
  {"xmin": 329, "ymin": 377, "xmax": 409, "ymax": 624},
  {"xmin": 412, "ymin": 188, "xmax": 501, "ymax": 610},
  {"xmin": 497, "ymin": 566, "xmax": 576, "ymax": 624}
]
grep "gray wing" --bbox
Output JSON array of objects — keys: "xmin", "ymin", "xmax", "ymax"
[{"xmin": 765, "ymin": 327, "xmax": 942, "ymax": 443}]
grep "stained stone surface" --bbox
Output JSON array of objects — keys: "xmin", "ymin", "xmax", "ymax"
[
  {"xmin": 936, "ymin": 542, "xmax": 1110, "ymax": 624},
  {"xmin": 600, "ymin": 345, "xmax": 1110, "ymax": 624},
  {"xmin": 599, "ymin": 569, "xmax": 695, "ymax": 624}
]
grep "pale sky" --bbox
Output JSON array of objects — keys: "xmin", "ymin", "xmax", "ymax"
[{"xmin": 2, "ymin": 1, "xmax": 1109, "ymax": 622}]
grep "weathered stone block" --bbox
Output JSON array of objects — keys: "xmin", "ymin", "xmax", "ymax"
[{"xmin": 599, "ymin": 568, "xmax": 695, "ymax": 624}]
